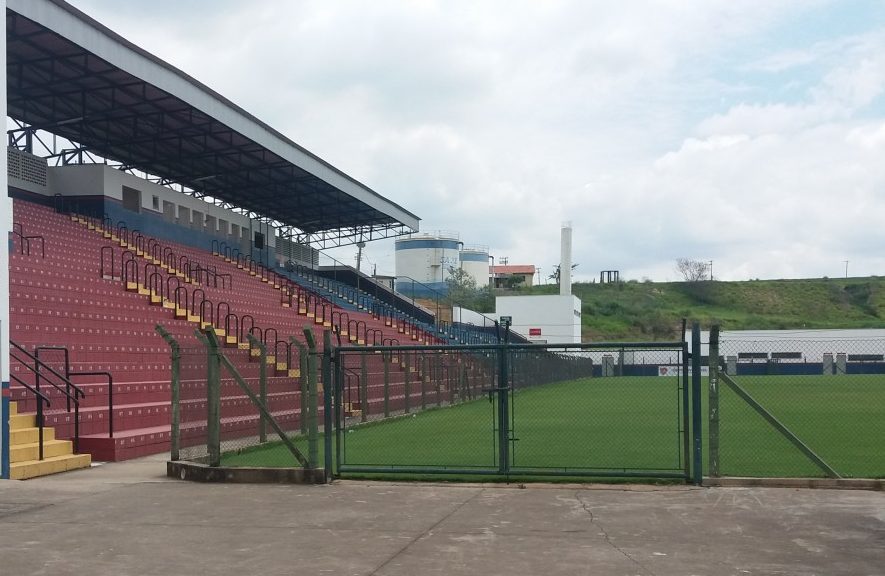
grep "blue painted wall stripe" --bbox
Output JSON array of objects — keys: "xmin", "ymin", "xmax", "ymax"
[
  {"xmin": 459, "ymin": 252, "xmax": 488, "ymax": 262},
  {"xmin": 395, "ymin": 239, "xmax": 460, "ymax": 251},
  {"xmin": 1, "ymin": 380, "xmax": 9, "ymax": 479}
]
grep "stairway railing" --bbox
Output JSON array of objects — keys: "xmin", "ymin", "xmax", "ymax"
[
  {"xmin": 8, "ymin": 373, "xmax": 51, "ymax": 460},
  {"xmin": 9, "ymin": 341, "xmax": 85, "ymax": 453}
]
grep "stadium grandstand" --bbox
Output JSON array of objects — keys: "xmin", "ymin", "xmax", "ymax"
[{"xmin": 1, "ymin": 0, "xmax": 502, "ymax": 479}]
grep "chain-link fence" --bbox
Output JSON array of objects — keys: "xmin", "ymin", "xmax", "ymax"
[
  {"xmin": 159, "ymin": 326, "xmax": 319, "ymax": 472},
  {"xmin": 334, "ymin": 342, "xmax": 689, "ymax": 479},
  {"xmin": 178, "ymin": 344, "xmax": 209, "ymax": 462},
  {"xmin": 216, "ymin": 340, "xmax": 308, "ymax": 468},
  {"xmin": 710, "ymin": 329, "xmax": 885, "ymax": 479}
]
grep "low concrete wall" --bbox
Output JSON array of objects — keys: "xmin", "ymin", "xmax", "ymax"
[
  {"xmin": 168, "ymin": 461, "xmax": 326, "ymax": 484},
  {"xmin": 704, "ymin": 477, "xmax": 883, "ymax": 491}
]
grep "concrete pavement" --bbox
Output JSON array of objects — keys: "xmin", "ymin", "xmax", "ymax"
[{"xmin": 1, "ymin": 455, "xmax": 883, "ymax": 576}]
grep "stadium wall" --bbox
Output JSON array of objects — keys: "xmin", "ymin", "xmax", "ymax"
[{"xmin": 13, "ymin": 163, "xmax": 280, "ymax": 264}]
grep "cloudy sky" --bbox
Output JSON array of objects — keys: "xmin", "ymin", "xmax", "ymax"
[{"xmin": 69, "ymin": 0, "xmax": 885, "ymax": 282}]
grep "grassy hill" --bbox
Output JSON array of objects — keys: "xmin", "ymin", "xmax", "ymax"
[{"xmin": 521, "ymin": 277, "xmax": 885, "ymax": 341}]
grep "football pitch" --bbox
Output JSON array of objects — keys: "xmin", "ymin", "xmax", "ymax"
[{"xmin": 222, "ymin": 374, "xmax": 885, "ymax": 479}]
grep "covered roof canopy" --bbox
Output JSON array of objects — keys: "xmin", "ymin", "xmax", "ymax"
[{"xmin": 6, "ymin": 0, "xmax": 420, "ymax": 247}]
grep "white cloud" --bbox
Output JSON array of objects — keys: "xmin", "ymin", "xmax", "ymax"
[{"xmin": 66, "ymin": 0, "xmax": 885, "ymax": 282}]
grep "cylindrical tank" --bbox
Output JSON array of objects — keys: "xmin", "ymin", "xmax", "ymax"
[
  {"xmin": 459, "ymin": 245, "xmax": 490, "ymax": 288},
  {"xmin": 395, "ymin": 231, "xmax": 460, "ymax": 292}
]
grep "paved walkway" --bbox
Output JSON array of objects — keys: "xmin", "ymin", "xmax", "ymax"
[{"xmin": 1, "ymin": 456, "xmax": 883, "ymax": 575}]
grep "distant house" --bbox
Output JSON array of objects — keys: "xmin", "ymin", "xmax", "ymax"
[{"xmin": 491, "ymin": 264, "xmax": 536, "ymax": 289}]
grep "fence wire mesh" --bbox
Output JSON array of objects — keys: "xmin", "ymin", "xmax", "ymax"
[
  {"xmin": 173, "ymin": 339, "xmax": 313, "ymax": 468},
  {"xmin": 216, "ymin": 347, "xmax": 307, "ymax": 468},
  {"xmin": 178, "ymin": 345, "xmax": 209, "ymax": 462},
  {"xmin": 714, "ymin": 336, "xmax": 885, "ymax": 478},
  {"xmin": 335, "ymin": 343, "xmax": 687, "ymax": 478}
]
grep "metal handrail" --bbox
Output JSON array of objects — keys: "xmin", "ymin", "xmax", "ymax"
[
  {"xmin": 23, "ymin": 234, "xmax": 45, "ymax": 258},
  {"xmin": 35, "ymin": 345, "xmax": 71, "ymax": 410},
  {"xmin": 342, "ymin": 367, "xmax": 360, "ymax": 411},
  {"xmin": 69, "ymin": 371, "xmax": 114, "ymax": 438},
  {"xmin": 9, "ymin": 340, "xmax": 85, "ymax": 452},
  {"xmin": 9, "ymin": 373, "xmax": 51, "ymax": 461}
]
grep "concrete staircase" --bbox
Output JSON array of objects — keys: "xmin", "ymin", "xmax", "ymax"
[{"xmin": 8, "ymin": 401, "xmax": 92, "ymax": 480}]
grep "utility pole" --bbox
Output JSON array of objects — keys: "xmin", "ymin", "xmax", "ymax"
[
  {"xmin": 709, "ymin": 260, "xmax": 714, "ymax": 281},
  {"xmin": 356, "ymin": 240, "xmax": 365, "ymax": 273},
  {"xmin": 844, "ymin": 260, "xmax": 849, "ymax": 279}
]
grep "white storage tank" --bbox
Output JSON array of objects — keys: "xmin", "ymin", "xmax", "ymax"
[
  {"xmin": 459, "ymin": 245, "xmax": 490, "ymax": 288},
  {"xmin": 395, "ymin": 231, "xmax": 460, "ymax": 292}
]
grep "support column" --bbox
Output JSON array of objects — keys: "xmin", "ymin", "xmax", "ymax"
[{"xmin": 1, "ymin": 15, "xmax": 11, "ymax": 479}]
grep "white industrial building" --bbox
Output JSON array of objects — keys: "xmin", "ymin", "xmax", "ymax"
[
  {"xmin": 395, "ymin": 232, "xmax": 493, "ymax": 294},
  {"xmin": 496, "ymin": 294, "xmax": 582, "ymax": 344},
  {"xmin": 494, "ymin": 223, "xmax": 582, "ymax": 344},
  {"xmin": 459, "ymin": 245, "xmax": 490, "ymax": 287},
  {"xmin": 394, "ymin": 225, "xmax": 582, "ymax": 345},
  {"xmin": 394, "ymin": 231, "xmax": 461, "ymax": 292}
]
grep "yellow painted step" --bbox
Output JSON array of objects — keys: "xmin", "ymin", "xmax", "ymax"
[
  {"xmin": 10, "ymin": 427, "xmax": 56, "ymax": 445},
  {"xmin": 10, "ymin": 401, "xmax": 18, "ymax": 415},
  {"xmin": 10, "ymin": 439, "xmax": 74, "ymax": 463},
  {"xmin": 11, "ymin": 453, "xmax": 91, "ymax": 480},
  {"xmin": 10, "ymin": 412, "xmax": 36, "ymax": 430}
]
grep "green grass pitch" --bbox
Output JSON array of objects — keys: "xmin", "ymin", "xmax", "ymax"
[{"xmin": 221, "ymin": 374, "xmax": 885, "ymax": 479}]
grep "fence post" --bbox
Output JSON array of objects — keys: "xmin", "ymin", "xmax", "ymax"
[
  {"xmin": 322, "ymin": 330, "xmax": 333, "ymax": 480},
  {"xmin": 458, "ymin": 361, "xmax": 466, "ymax": 403},
  {"xmin": 247, "ymin": 334, "xmax": 268, "ymax": 443},
  {"xmin": 691, "ymin": 322, "xmax": 703, "ymax": 485},
  {"xmin": 497, "ymin": 343, "xmax": 510, "ymax": 474},
  {"xmin": 202, "ymin": 329, "xmax": 222, "ymax": 467},
  {"xmin": 420, "ymin": 354, "xmax": 427, "ymax": 410},
  {"xmin": 303, "ymin": 328, "xmax": 319, "ymax": 471},
  {"xmin": 404, "ymin": 352, "xmax": 411, "ymax": 413},
  {"xmin": 435, "ymin": 353, "xmax": 440, "ymax": 408},
  {"xmin": 682, "ymin": 339, "xmax": 691, "ymax": 481},
  {"xmin": 708, "ymin": 324, "xmax": 720, "ymax": 477},
  {"xmin": 360, "ymin": 353, "xmax": 368, "ymax": 423},
  {"xmin": 383, "ymin": 351, "xmax": 390, "ymax": 417},
  {"xmin": 155, "ymin": 325, "xmax": 181, "ymax": 461},
  {"xmin": 290, "ymin": 337, "xmax": 308, "ymax": 435}
]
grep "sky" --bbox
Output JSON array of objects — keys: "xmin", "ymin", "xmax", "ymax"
[{"xmin": 67, "ymin": 0, "xmax": 885, "ymax": 283}]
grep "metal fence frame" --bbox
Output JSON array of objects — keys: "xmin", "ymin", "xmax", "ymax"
[
  {"xmin": 331, "ymin": 338, "xmax": 695, "ymax": 482},
  {"xmin": 158, "ymin": 325, "xmax": 320, "ymax": 475},
  {"xmin": 707, "ymin": 324, "xmax": 884, "ymax": 480}
]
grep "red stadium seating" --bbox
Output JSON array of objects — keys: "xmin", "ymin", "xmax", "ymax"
[{"xmin": 9, "ymin": 198, "xmax": 454, "ymax": 462}]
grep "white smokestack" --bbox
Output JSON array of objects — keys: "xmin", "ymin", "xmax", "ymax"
[{"xmin": 560, "ymin": 221, "xmax": 572, "ymax": 296}]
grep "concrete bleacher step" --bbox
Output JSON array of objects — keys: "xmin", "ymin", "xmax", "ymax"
[
  {"xmin": 7, "ymin": 402, "xmax": 92, "ymax": 480},
  {"xmin": 11, "ymin": 453, "xmax": 93, "ymax": 480},
  {"xmin": 10, "ymin": 199, "xmax": 452, "ymax": 463},
  {"xmin": 79, "ymin": 425, "xmax": 172, "ymax": 462}
]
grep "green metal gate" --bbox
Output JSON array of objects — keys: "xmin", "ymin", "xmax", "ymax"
[{"xmin": 332, "ymin": 341, "xmax": 692, "ymax": 481}]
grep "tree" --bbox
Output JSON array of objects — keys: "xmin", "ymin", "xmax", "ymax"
[
  {"xmin": 446, "ymin": 267, "xmax": 495, "ymax": 312},
  {"xmin": 675, "ymin": 258, "xmax": 709, "ymax": 282},
  {"xmin": 446, "ymin": 266, "xmax": 477, "ymax": 299},
  {"xmin": 548, "ymin": 263, "xmax": 579, "ymax": 285}
]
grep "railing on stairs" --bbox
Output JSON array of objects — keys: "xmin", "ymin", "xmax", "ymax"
[
  {"xmin": 9, "ymin": 341, "xmax": 86, "ymax": 453},
  {"xmin": 8, "ymin": 373, "xmax": 50, "ymax": 461},
  {"xmin": 11, "ymin": 222, "xmax": 46, "ymax": 258}
]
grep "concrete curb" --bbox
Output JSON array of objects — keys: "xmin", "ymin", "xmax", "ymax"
[
  {"xmin": 704, "ymin": 476, "xmax": 883, "ymax": 490},
  {"xmin": 167, "ymin": 461, "xmax": 326, "ymax": 484}
]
